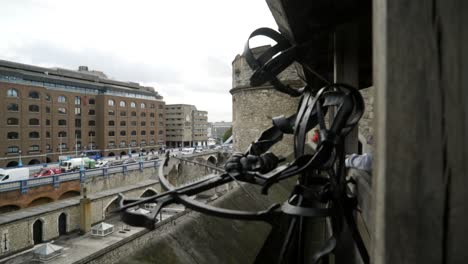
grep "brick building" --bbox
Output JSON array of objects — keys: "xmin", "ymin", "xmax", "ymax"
[
  {"xmin": 165, "ymin": 104, "xmax": 208, "ymax": 148},
  {"xmin": 0, "ymin": 60, "xmax": 165, "ymax": 167}
]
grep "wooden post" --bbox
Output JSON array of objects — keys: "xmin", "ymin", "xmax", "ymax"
[
  {"xmin": 373, "ymin": 0, "xmax": 468, "ymax": 263},
  {"xmin": 333, "ymin": 22, "xmax": 360, "ymax": 264}
]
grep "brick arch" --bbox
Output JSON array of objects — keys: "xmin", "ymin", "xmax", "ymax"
[
  {"xmin": 58, "ymin": 190, "xmax": 80, "ymax": 200},
  {"xmin": 28, "ymin": 197, "xmax": 54, "ymax": 208},
  {"xmin": 0, "ymin": 204, "xmax": 20, "ymax": 214}
]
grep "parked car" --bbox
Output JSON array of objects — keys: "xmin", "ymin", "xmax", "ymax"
[
  {"xmin": 95, "ymin": 160, "xmax": 109, "ymax": 168},
  {"xmin": 34, "ymin": 167, "xmax": 62, "ymax": 177},
  {"xmin": 181, "ymin": 148, "xmax": 195, "ymax": 155}
]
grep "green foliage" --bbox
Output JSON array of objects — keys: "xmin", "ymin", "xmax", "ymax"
[{"xmin": 222, "ymin": 127, "xmax": 232, "ymax": 142}]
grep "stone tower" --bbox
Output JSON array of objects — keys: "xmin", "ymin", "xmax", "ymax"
[{"xmin": 230, "ymin": 46, "xmax": 305, "ymax": 156}]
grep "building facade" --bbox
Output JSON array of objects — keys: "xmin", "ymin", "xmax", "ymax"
[
  {"xmin": 210, "ymin": 121, "xmax": 232, "ymax": 142},
  {"xmin": 0, "ymin": 60, "xmax": 165, "ymax": 167},
  {"xmin": 165, "ymin": 104, "xmax": 208, "ymax": 147}
]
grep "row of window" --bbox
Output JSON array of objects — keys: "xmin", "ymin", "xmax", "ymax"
[
  {"xmin": 6, "ymin": 89, "xmax": 98, "ymax": 105},
  {"xmin": 107, "ymin": 110, "xmax": 158, "ymax": 117},
  {"xmin": 6, "ymin": 118, "xmax": 97, "ymax": 126},
  {"xmin": 108, "ymin": 100, "xmax": 148, "ymax": 109},
  {"xmin": 107, "ymin": 120, "xmax": 155, "ymax": 126},
  {"xmin": 108, "ymin": 139, "xmax": 155, "ymax": 147},
  {"xmin": 6, "ymin": 131, "xmax": 98, "ymax": 139},
  {"xmin": 108, "ymin": 130, "xmax": 163, "ymax": 136},
  {"xmin": 5, "ymin": 104, "xmax": 91, "ymax": 115}
]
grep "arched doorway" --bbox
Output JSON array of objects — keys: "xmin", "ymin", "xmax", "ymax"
[
  {"xmin": 108, "ymin": 152, "xmax": 115, "ymax": 157},
  {"xmin": 6, "ymin": 161, "xmax": 18, "ymax": 167},
  {"xmin": 33, "ymin": 220, "xmax": 43, "ymax": 244},
  {"xmin": 120, "ymin": 151, "xmax": 127, "ymax": 156},
  {"xmin": 104, "ymin": 198, "xmax": 120, "ymax": 219},
  {"xmin": 46, "ymin": 157, "xmax": 52, "ymax": 163},
  {"xmin": 28, "ymin": 159, "xmax": 41, "ymax": 165},
  {"xmin": 131, "ymin": 150, "xmax": 137, "ymax": 154},
  {"xmin": 58, "ymin": 213, "xmax": 67, "ymax": 235}
]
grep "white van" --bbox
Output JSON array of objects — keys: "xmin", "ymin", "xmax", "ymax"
[
  {"xmin": 0, "ymin": 168, "xmax": 29, "ymax": 183},
  {"xmin": 181, "ymin": 148, "xmax": 195, "ymax": 155}
]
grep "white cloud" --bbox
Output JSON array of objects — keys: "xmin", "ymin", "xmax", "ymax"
[{"xmin": 0, "ymin": 0, "xmax": 278, "ymax": 121}]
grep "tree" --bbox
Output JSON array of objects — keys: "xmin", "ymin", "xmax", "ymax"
[{"xmin": 222, "ymin": 127, "xmax": 232, "ymax": 143}]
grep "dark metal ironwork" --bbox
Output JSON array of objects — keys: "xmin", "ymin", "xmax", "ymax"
[{"xmin": 117, "ymin": 27, "xmax": 368, "ymax": 264}]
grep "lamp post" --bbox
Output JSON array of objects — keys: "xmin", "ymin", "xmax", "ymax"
[{"xmin": 18, "ymin": 150, "xmax": 23, "ymax": 167}]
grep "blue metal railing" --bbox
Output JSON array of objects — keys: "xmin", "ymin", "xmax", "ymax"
[{"xmin": 0, "ymin": 160, "xmax": 160, "ymax": 194}]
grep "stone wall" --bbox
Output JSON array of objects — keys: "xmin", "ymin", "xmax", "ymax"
[
  {"xmin": 231, "ymin": 46, "xmax": 303, "ymax": 156},
  {"xmin": 359, "ymin": 87, "xmax": 375, "ymax": 153}
]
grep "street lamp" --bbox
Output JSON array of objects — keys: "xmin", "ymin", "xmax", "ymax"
[{"xmin": 18, "ymin": 150, "xmax": 23, "ymax": 167}]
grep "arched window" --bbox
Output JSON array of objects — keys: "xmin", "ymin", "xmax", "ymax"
[
  {"xmin": 108, "ymin": 99, "xmax": 115, "ymax": 106},
  {"xmin": 88, "ymin": 120, "xmax": 96, "ymax": 126},
  {"xmin": 58, "ymin": 131, "xmax": 67, "ymax": 137},
  {"xmin": 45, "ymin": 144, "xmax": 51, "ymax": 150},
  {"xmin": 141, "ymin": 140, "xmax": 146, "ymax": 145},
  {"xmin": 89, "ymin": 131, "xmax": 95, "ymax": 137},
  {"xmin": 88, "ymin": 109, "xmax": 95, "ymax": 115},
  {"xmin": 108, "ymin": 131, "xmax": 115, "ymax": 136},
  {"xmin": 46, "ymin": 106, "xmax": 51, "ymax": 113},
  {"xmin": 7, "ymin": 103, "xmax": 19, "ymax": 111},
  {"xmin": 89, "ymin": 98, "xmax": 95, "ymax": 104},
  {"xmin": 130, "ymin": 102, "xmax": 136, "ymax": 108},
  {"xmin": 150, "ymin": 139, "xmax": 155, "ymax": 144},
  {"xmin": 58, "ymin": 107, "xmax": 67, "ymax": 114},
  {"xmin": 7, "ymin": 132, "xmax": 19, "ymax": 139},
  {"xmin": 29, "ymin": 105, "xmax": 40, "ymax": 112},
  {"xmin": 29, "ymin": 118, "xmax": 40, "ymax": 125},
  {"xmin": 131, "ymin": 140, "xmax": 137, "ymax": 146},
  {"xmin": 131, "ymin": 111, "xmax": 137, "ymax": 117},
  {"xmin": 120, "ymin": 111, "xmax": 126, "ymax": 116},
  {"xmin": 140, "ymin": 103, "xmax": 146, "ymax": 109},
  {"xmin": 108, "ymin": 120, "xmax": 115, "ymax": 126},
  {"xmin": 131, "ymin": 121, "xmax": 137, "ymax": 126},
  {"xmin": 159, "ymin": 130, "xmax": 164, "ymax": 135},
  {"xmin": 150, "ymin": 104, "xmax": 155, "ymax": 109},
  {"xmin": 58, "ymin": 120, "xmax": 67, "ymax": 126},
  {"xmin": 150, "ymin": 113, "xmax": 155, "ymax": 117},
  {"xmin": 120, "ymin": 121, "xmax": 126, "ymax": 126},
  {"xmin": 29, "ymin": 91, "xmax": 40, "ymax": 99},
  {"xmin": 150, "ymin": 130, "xmax": 155, "ymax": 135},
  {"xmin": 141, "ymin": 130, "xmax": 146, "ymax": 135},
  {"xmin": 46, "ymin": 131, "xmax": 51, "ymax": 138},
  {"xmin": 7, "ymin": 146, "xmax": 19, "ymax": 153},
  {"xmin": 141, "ymin": 121, "xmax": 146, "ymax": 126},
  {"xmin": 7, "ymin": 118, "xmax": 19, "ymax": 125},
  {"xmin": 29, "ymin": 131, "xmax": 40, "ymax": 138},
  {"xmin": 45, "ymin": 94, "xmax": 51, "ymax": 101},
  {"xmin": 46, "ymin": 119, "xmax": 51, "ymax": 126},
  {"xmin": 120, "ymin": 141, "xmax": 126, "ymax": 147},
  {"xmin": 141, "ymin": 112, "xmax": 146, "ymax": 117},
  {"xmin": 108, "ymin": 110, "xmax": 114, "ymax": 116},
  {"xmin": 131, "ymin": 130, "xmax": 137, "ymax": 136},
  {"xmin": 120, "ymin": 131, "xmax": 126, "ymax": 136},
  {"xmin": 120, "ymin": 101, "xmax": 126, "ymax": 107},
  {"xmin": 57, "ymin": 95, "xmax": 67, "ymax": 103},
  {"xmin": 74, "ymin": 96, "xmax": 81, "ymax": 105},
  {"xmin": 7, "ymin": 89, "xmax": 18, "ymax": 97},
  {"xmin": 108, "ymin": 141, "xmax": 115, "ymax": 147}
]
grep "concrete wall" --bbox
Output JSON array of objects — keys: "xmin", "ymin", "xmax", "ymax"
[{"xmin": 79, "ymin": 179, "xmax": 295, "ymax": 264}]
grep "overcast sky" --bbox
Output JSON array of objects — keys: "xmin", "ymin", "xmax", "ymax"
[{"xmin": 0, "ymin": 0, "xmax": 278, "ymax": 122}]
